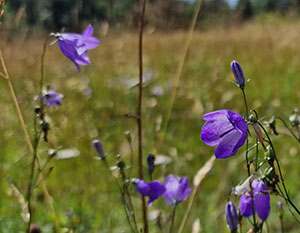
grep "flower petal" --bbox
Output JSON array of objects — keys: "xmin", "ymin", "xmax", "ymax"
[
  {"xmin": 253, "ymin": 180, "xmax": 270, "ymax": 221},
  {"xmin": 163, "ymin": 175, "xmax": 179, "ymax": 205},
  {"xmin": 82, "ymin": 25, "xmax": 94, "ymax": 36},
  {"xmin": 149, "ymin": 181, "xmax": 166, "ymax": 206},
  {"xmin": 176, "ymin": 177, "xmax": 191, "ymax": 203},
  {"xmin": 215, "ymin": 129, "xmax": 242, "ymax": 158},
  {"xmin": 239, "ymin": 194, "xmax": 253, "ymax": 218},
  {"xmin": 135, "ymin": 179, "xmax": 150, "ymax": 197},
  {"xmin": 201, "ymin": 110, "xmax": 233, "ymax": 146}
]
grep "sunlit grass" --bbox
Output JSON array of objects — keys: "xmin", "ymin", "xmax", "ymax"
[{"xmin": 1, "ymin": 18, "xmax": 300, "ymax": 232}]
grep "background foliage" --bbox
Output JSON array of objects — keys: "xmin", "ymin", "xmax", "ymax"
[{"xmin": 1, "ymin": 0, "xmax": 300, "ymax": 232}]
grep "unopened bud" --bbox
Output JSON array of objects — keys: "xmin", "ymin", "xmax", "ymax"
[
  {"xmin": 93, "ymin": 140, "xmax": 106, "ymax": 159},
  {"xmin": 264, "ymin": 145, "xmax": 275, "ymax": 161},
  {"xmin": 268, "ymin": 117, "xmax": 278, "ymax": 135},
  {"xmin": 147, "ymin": 154, "xmax": 155, "ymax": 174},
  {"xmin": 289, "ymin": 114, "xmax": 300, "ymax": 126},
  {"xmin": 231, "ymin": 60, "xmax": 245, "ymax": 88},
  {"xmin": 124, "ymin": 131, "xmax": 132, "ymax": 143},
  {"xmin": 226, "ymin": 201, "xmax": 238, "ymax": 231},
  {"xmin": 117, "ymin": 155, "xmax": 125, "ymax": 170},
  {"xmin": 277, "ymin": 201, "xmax": 284, "ymax": 218}
]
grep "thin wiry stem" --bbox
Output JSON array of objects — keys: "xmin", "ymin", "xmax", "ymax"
[
  {"xmin": 258, "ymin": 122, "xmax": 300, "ymax": 217},
  {"xmin": 156, "ymin": 0, "xmax": 203, "ymax": 153},
  {"xmin": 137, "ymin": 0, "xmax": 148, "ymax": 232},
  {"xmin": 169, "ymin": 204, "xmax": 177, "ymax": 233},
  {"xmin": 274, "ymin": 116, "xmax": 299, "ymax": 142}
]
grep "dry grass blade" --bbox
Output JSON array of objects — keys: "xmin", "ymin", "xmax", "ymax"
[
  {"xmin": 177, "ymin": 155, "xmax": 215, "ymax": 233},
  {"xmin": 192, "ymin": 218, "xmax": 201, "ymax": 233},
  {"xmin": 156, "ymin": 0, "xmax": 203, "ymax": 152},
  {"xmin": 7, "ymin": 184, "xmax": 30, "ymax": 223}
]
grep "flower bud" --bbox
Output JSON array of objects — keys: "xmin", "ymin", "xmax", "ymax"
[
  {"xmin": 226, "ymin": 201, "xmax": 238, "ymax": 231},
  {"xmin": 124, "ymin": 131, "xmax": 132, "ymax": 143},
  {"xmin": 147, "ymin": 154, "xmax": 155, "ymax": 174},
  {"xmin": 268, "ymin": 117, "xmax": 278, "ymax": 135},
  {"xmin": 117, "ymin": 155, "xmax": 126, "ymax": 170},
  {"xmin": 277, "ymin": 201, "xmax": 284, "ymax": 218},
  {"xmin": 93, "ymin": 140, "xmax": 106, "ymax": 159},
  {"xmin": 264, "ymin": 145, "xmax": 275, "ymax": 161},
  {"xmin": 289, "ymin": 114, "xmax": 300, "ymax": 126},
  {"xmin": 231, "ymin": 60, "xmax": 245, "ymax": 88}
]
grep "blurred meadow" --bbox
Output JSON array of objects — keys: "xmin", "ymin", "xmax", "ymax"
[{"xmin": 1, "ymin": 1, "xmax": 300, "ymax": 232}]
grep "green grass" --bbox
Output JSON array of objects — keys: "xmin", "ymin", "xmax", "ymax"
[{"xmin": 1, "ymin": 18, "xmax": 300, "ymax": 232}]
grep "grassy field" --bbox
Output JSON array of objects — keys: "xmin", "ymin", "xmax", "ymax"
[{"xmin": 1, "ymin": 17, "xmax": 300, "ymax": 232}]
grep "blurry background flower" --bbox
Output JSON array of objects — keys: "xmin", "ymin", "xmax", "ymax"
[
  {"xmin": 57, "ymin": 25, "xmax": 99, "ymax": 71},
  {"xmin": 42, "ymin": 90, "xmax": 63, "ymax": 107},
  {"xmin": 135, "ymin": 179, "xmax": 165, "ymax": 206},
  {"xmin": 163, "ymin": 175, "xmax": 191, "ymax": 206}
]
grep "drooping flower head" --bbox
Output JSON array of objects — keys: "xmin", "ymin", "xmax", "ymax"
[
  {"xmin": 226, "ymin": 201, "xmax": 239, "ymax": 231},
  {"xmin": 239, "ymin": 179, "xmax": 270, "ymax": 221},
  {"xmin": 135, "ymin": 179, "xmax": 166, "ymax": 206},
  {"xmin": 42, "ymin": 90, "xmax": 63, "ymax": 107},
  {"xmin": 231, "ymin": 60, "xmax": 245, "ymax": 88},
  {"xmin": 163, "ymin": 175, "xmax": 191, "ymax": 206},
  {"xmin": 201, "ymin": 110, "xmax": 248, "ymax": 159},
  {"xmin": 93, "ymin": 140, "xmax": 106, "ymax": 159},
  {"xmin": 56, "ymin": 25, "xmax": 99, "ymax": 72}
]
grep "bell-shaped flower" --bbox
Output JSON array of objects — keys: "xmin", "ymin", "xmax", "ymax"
[
  {"xmin": 135, "ymin": 179, "xmax": 166, "ymax": 206},
  {"xmin": 201, "ymin": 110, "xmax": 248, "ymax": 159},
  {"xmin": 57, "ymin": 25, "xmax": 99, "ymax": 71},
  {"xmin": 226, "ymin": 201, "xmax": 239, "ymax": 231},
  {"xmin": 163, "ymin": 175, "xmax": 191, "ymax": 206},
  {"xmin": 239, "ymin": 179, "xmax": 270, "ymax": 221},
  {"xmin": 42, "ymin": 90, "xmax": 63, "ymax": 107}
]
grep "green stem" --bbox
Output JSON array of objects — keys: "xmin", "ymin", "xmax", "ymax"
[
  {"xmin": 274, "ymin": 116, "xmax": 299, "ymax": 142},
  {"xmin": 279, "ymin": 217, "xmax": 284, "ymax": 233},
  {"xmin": 169, "ymin": 204, "xmax": 177, "ymax": 233},
  {"xmin": 258, "ymin": 122, "xmax": 300, "ymax": 216},
  {"xmin": 242, "ymin": 89, "xmax": 249, "ymax": 119}
]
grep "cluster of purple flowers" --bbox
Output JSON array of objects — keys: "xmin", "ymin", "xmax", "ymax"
[
  {"xmin": 42, "ymin": 25, "xmax": 99, "ymax": 108},
  {"xmin": 200, "ymin": 61, "xmax": 272, "ymax": 232},
  {"xmin": 135, "ymin": 175, "xmax": 191, "ymax": 206}
]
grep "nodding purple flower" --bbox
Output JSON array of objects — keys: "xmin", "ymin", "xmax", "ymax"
[
  {"xmin": 93, "ymin": 140, "xmax": 106, "ymax": 159},
  {"xmin": 239, "ymin": 179, "xmax": 270, "ymax": 221},
  {"xmin": 57, "ymin": 25, "xmax": 99, "ymax": 72},
  {"xmin": 201, "ymin": 110, "xmax": 248, "ymax": 159},
  {"xmin": 231, "ymin": 60, "xmax": 245, "ymax": 87},
  {"xmin": 135, "ymin": 179, "xmax": 166, "ymax": 206},
  {"xmin": 226, "ymin": 201, "xmax": 238, "ymax": 231},
  {"xmin": 42, "ymin": 90, "xmax": 63, "ymax": 107},
  {"xmin": 163, "ymin": 175, "xmax": 191, "ymax": 206}
]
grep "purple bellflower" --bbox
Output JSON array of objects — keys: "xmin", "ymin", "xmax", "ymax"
[
  {"xmin": 201, "ymin": 110, "xmax": 248, "ymax": 159},
  {"xmin": 239, "ymin": 179, "xmax": 270, "ymax": 221},
  {"xmin": 135, "ymin": 179, "xmax": 166, "ymax": 206},
  {"xmin": 163, "ymin": 175, "xmax": 191, "ymax": 206},
  {"xmin": 42, "ymin": 90, "xmax": 63, "ymax": 107},
  {"xmin": 57, "ymin": 25, "xmax": 99, "ymax": 72},
  {"xmin": 226, "ymin": 201, "xmax": 238, "ymax": 231},
  {"xmin": 231, "ymin": 60, "xmax": 245, "ymax": 87}
]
